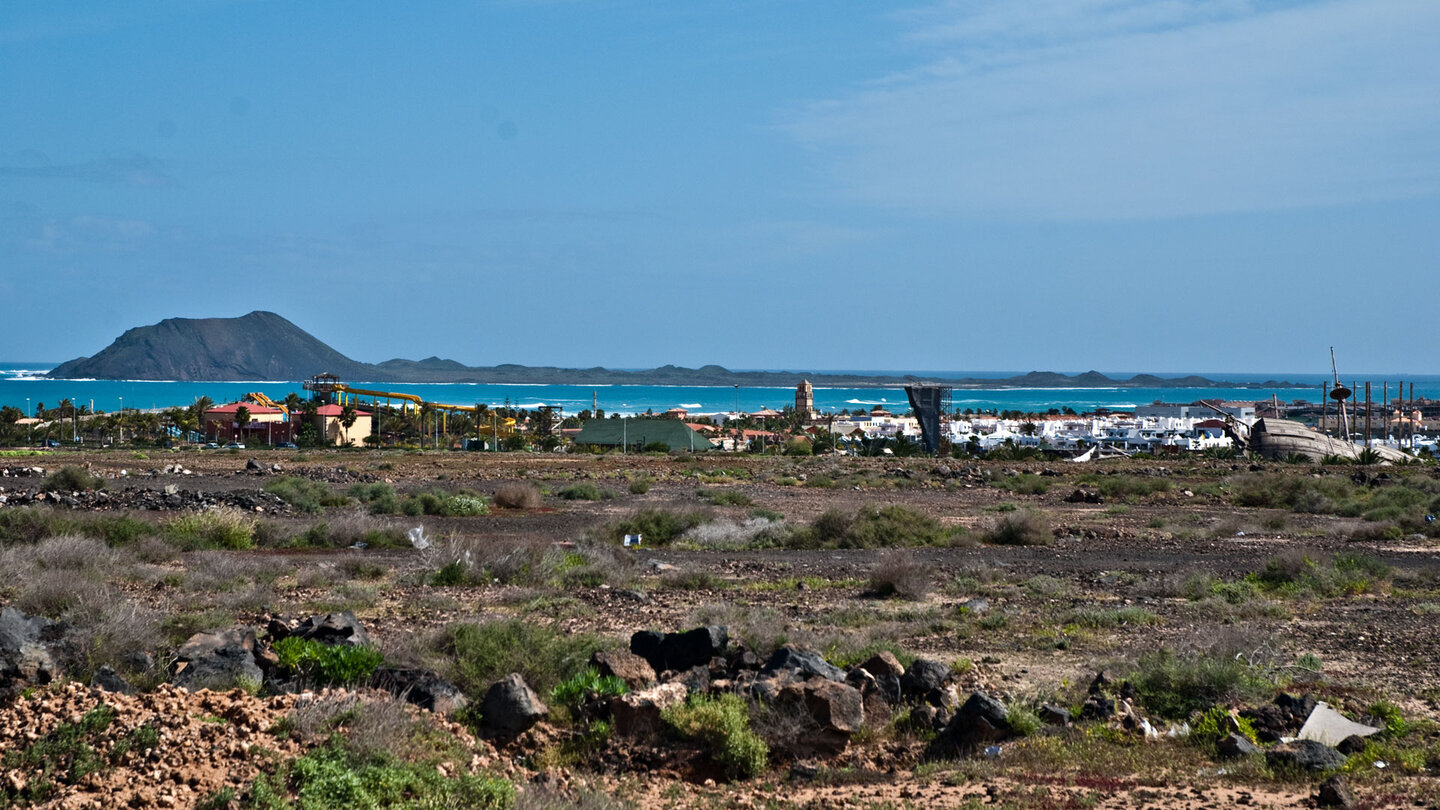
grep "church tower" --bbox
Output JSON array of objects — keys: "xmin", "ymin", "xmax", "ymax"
[{"xmin": 795, "ymin": 380, "xmax": 815, "ymax": 417}]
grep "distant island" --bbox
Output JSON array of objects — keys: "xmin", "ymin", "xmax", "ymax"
[{"xmin": 48, "ymin": 312, "xmax": 1306, "ymax": 389}]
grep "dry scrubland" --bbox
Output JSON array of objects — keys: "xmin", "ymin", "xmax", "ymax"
[{"xmin": 1, "ymin": 447, "xmax": 1439, "ymax": 809}]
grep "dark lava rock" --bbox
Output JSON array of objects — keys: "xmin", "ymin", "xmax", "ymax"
[
  {"xmin": 900, "ymin": 657, "xmax": 951, "ymax": 698},
  {"xmin": 0, "ymin": 607, "xmax": 63, "ymax": 695},
  {"xmin": 1266, "ymin": 740, "xmax": 1347, "ymax": 773},
  {"xmin": 629, "ymin": 630, "xmax": 664, "ymax": 664},
  {"xmin": 590, "ymin": 649, "xmax": 656, "ymax": 688},
  {"xmin": 480, "ymin": 673, "xmax": 548, "ymax": 737},
  {"xmin": 763, "ymin": 646, "xmax": 844, "ymax": 682},
  {"xmin": 1240, "ymin": 703, "xmax": 1288, "ymax": 743},
  {"xmin": 372, "ymin": 668, "xmax": 469, "ymax": 716},
  {"xmin": 1317, "ymin": 775, "xmax": 1355, "ymax": 809},
  {"xmin": 90, "ymin": 665, "xmax": 135, "ymax": 694},
  {"xmin": 630, "ymin": 626, "xmax": 727, "ymax": 674},
  {"xmin": 1336, "ymin": 734, "xmax": 1369, "ymax": 755},
  {"xmin": 1217, "ymin": 733, "xmax": 1261, "ymax": 759},
  {"xmin": 1040, "ymin": 704, "xmax": 1072, "ymax": 727},
  {"xmin": 857, "ymin": 651, "xmax": 904, "ymax": 679},
  {"xmin": 292, "ymin": 611, "xmax": 371, "ymax": 647},
  {"xmin": 172, "ymin": 644, "xmax": 264, "ymax": 692}
]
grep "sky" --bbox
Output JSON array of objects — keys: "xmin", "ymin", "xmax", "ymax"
[{"xmin": 2, "ymin": 0, "xmax": 1438, "ymax": 374}]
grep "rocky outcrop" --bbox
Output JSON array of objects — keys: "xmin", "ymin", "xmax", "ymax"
[
  {"xmin": 0, "ymin": 607, "xmax": 63, "ymax": 697},
  {"xmin": 480, "ymin": 673, "xmax": 549, "ymax": 737}
]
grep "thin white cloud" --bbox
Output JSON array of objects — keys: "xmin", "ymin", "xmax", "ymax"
[
  {"xmin": 0, "ymin": 153, "xmax": 176, "ymax": 188},
  {"xmin": 783, "ymin": 0, "xmax": 1440, "ymax": 220}
]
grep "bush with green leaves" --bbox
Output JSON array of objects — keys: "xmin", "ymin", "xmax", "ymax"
[
  {"xmin": 698, "ymin": 488, "xmax": 753, "ymax": 507},
  {"xmin": 248, "ymin": 742, "xmax": 513, "ymax": 810},
  {"xmin": 1, "ymin": 704, "xmax": 160, "ymax": 806},
  {"xmin": 263, "ymin": 476, "xmax": 349, "ymax": 513},
  {"xmin": 1189, "ymin": 705, "xmax": 1260, "ymax": 753},
  {"xmin": 664, "ymin": 694, "xmax": 768, "ymax": 780},
  {"xmin": 1249, "ymin": 550, "xmax": 1390, "ymax": 597},
  {"xmin": 787, "ymin": 505, "xmax": 958, "ymax": 549},
  {"xmin": 1129, "ymin": 649, "xmax": 1273, "ymax": 720},
  {"xmin": 596, "ymin": 508, "xmax": 711, "ymax": 547},
  {"xmin": 1076, "ymin": 474, "xmax": 1172, "ymax": 502},
  {"xmin": 163, "ymin": 507, "xmax": 257, "ymax": 550},
  {"xmin": 42, "ymin": 465, "xmax": 104, "ymax": 493},
  {"xmin": 551, "ymin": 667, "xmax": 629, "ymax": 721},
  {"xmin": 628, "ymin": 477, "xmax": 652, "ymax": 495},
  {"xmin": 272, "ymin": 637, "xmax": 385, "ymax": 687},
  {"xmin": 350, "ymin": 482, "xmax": 402, "ymax": 514},
  {"xmin": 438, "ymin": 618, "xmax": 605, "ymax": 696},
  {"xmin": 557, "ymin": 482, "xmax": 616, "ymax": 501}
]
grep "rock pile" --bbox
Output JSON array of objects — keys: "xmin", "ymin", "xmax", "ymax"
[{"xmin": 0, "ymin": 485, "xmax": 294, "ymax": 513}]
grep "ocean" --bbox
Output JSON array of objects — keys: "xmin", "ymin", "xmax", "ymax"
[{"xmin": 3, "ymin": 365, "xmax": 1437, "ymax": 417}]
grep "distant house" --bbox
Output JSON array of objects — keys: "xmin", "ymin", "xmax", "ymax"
[
  {"xmin": 571, "ymin": 418, "xmax": 715, "ymax": 452},
  {"xmin": 313, "ymin": 404, "xmax": 372, "ymax": 446},
  {"xmin": 203, "ymin": 403, "xmax": 290, "ymax": 444}
]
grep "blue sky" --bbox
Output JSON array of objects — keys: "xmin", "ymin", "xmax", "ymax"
[{"xmin": 3, "ymin": 0, "xmax": 1438, "ymax": 374}]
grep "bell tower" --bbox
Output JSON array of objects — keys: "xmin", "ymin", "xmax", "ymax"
[{"xmin": 795, "ymin": 380, "xmax": 815, "ymax": 417}]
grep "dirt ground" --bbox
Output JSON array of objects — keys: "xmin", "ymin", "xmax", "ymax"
[{"xmin": 3, "ymin": 446, "xmax": 1439, "ymax": 809}]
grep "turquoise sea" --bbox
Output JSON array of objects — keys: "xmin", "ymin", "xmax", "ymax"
[{"xmin": 2, "ymin": 364, "xmax": 1436, "ymax": 417}]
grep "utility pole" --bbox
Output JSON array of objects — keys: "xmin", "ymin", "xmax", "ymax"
[{"xmin": 1364, "ymin": 381, "xmax": 1372, "ymax": 452}]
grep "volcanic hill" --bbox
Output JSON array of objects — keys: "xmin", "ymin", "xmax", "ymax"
[{"xmin": 47, "ymin": 312, "xmax": 1295, "ymax": 388}]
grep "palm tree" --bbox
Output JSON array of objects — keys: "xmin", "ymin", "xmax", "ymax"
[
  {"xmin": 340, "ymin": 403, "xmax": 358, "ymax": 446},
  {"xmin": 234, "ymin": 406, "xmax": 251, "ymax": 444}
]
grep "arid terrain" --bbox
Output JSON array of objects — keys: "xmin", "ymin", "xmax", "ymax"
[{"xmin": 2, "ymin": 447, "xmax": 1438, "ymax": 809}]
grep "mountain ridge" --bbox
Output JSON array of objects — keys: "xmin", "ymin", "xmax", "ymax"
[{"xmin": 47, "ymin": 312, "xmax": 1303, "ymax": 389}]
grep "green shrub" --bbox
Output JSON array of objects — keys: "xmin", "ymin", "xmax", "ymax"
[
  {"xmin": 350, "ymin": 482, "xmax": 402, "ymax": 514},
  {"xmin": 263, "ymin": 476, "xmax": 349, "ymax": 513},
  {"xmin": 0, "ymin": 507, "xmax": 80, "ymax": 546},
  {"xmin": 597, "ymin": 508, "xmax": 711, "ymax": 547},
  {"xmin": 276, "ymin": 743, "xmax": 512, "ymax": 810},
  {"xmin": 272, "ymin": 637, "xmax": 384, "ymax": 687},
  {"xmin": 1062, "ymin": 606, "xmax": 1160, "ymax": 628},
  {"xmin": 439, "ymin": 619, "xmax": 605, "ymax": 696},
  {"xmin": 1190, "ymin": 706, "xmax": 1260, "ymax": 752},
  {"xmin": 1369, "ymin": 701, "xmax": 1408, "ymax": 737},
  {"xmin": 443, "ymin": 493, "xmax": 490, "ymax": 516},
  {"xmin": 551, "ymin": 667, "xmax": 629, "ymax": 718},
  {"xmin": 698, "ymin": 488, "xmax": 753, "ymax": 507},
  {"xmin": 628, "ymin": 477, "xmax": 652, "ymax": 495},
  {"xmin": 1001, "ymin": 473, "xmax": 1050, "ymax": 496},
  {"xmin": 983, "ymin": 510, "xmax": 1052, "ymax": 546},
  {"xmin": 42, "ymin": 466, "xmax": 104, "ymax": 493},
  {"xmin": 1250, "ymin": 550, "xmax": 1390, "ymax": 597},
  {"xmin": 163, "ymin": 508, "xmax": 257, "ymax": 550},
  {"xmin": 664, "ymin": 694, "xmax": 768, "ymax": 780},
  {"xmin": 1, "ymin": 704, "xmax": 117, "ymax": 804},
  {"xmin": 1129, "ymin": 649, "xmax": 1272, "ymax": 720},
  {"xmin": 1078, "ymin": 474, "xmax": 1172, "ymax": 502},
  {"xmin": 788, "ymin": 505, "xmax": 956, "ymax": 549},
  {"xmin": 558, "ymin": 483, "xmax": 615, "ymax": 501},
  {"xmin": 84, "ymin": 514, "xmax": 154, "ymax": 546}
]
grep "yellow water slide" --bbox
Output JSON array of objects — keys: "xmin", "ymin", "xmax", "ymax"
[
  {"xmin": 303, "ymin": 376, "xmax": 515, "ymax": 436},
  {"xmin": 243, "ymin": 391, "xmax": 289, "ymax": 414}
]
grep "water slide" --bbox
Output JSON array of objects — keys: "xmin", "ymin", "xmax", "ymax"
[{"xmin": 301, "ymin": 376, "xmax": 514, "ymax": 436}]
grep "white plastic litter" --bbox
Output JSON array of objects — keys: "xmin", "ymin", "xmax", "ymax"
[
  {"xmin": 1296, "ymin": 701, "xmax": 1381, "ymax": 747},
  {"xmin": 407, "ymin": 526, "xmax": 430, "ymax": 550}
]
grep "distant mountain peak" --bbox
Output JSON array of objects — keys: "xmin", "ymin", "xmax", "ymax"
[{"xmin": 48, "ymin": 312, "xmax": 372, "ymax": 381}]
